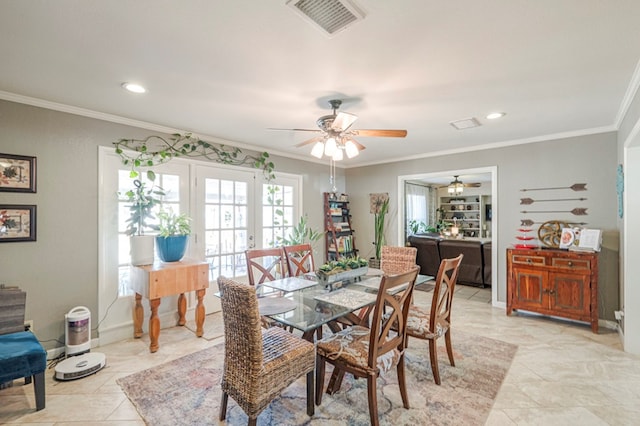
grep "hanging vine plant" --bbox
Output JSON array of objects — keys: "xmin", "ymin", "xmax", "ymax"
[{"xmin": 113, "ymin": 133, "xmax": 275, "ymax": 181}]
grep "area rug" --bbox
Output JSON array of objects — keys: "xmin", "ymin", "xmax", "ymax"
[{"xmin": 117, "ymin": 330, "xmax": 517, "ymax": 425}]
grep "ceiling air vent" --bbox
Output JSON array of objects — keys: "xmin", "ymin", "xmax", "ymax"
[
  {"xmin": 287, "ymin": 0, "xmax": 365, "ymax": 36},
  {"xmin": 449, "ymin": 117, "xmax": 482, "ymax": 130}
]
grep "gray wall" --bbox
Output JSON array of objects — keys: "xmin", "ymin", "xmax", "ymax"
[
  {"xmin": 0, "ymin": 99, "xmax": 340, "ymax": 349},
  {"xmin": 346, "ymin": 132, "xmax": 619, "ymax": 312}
]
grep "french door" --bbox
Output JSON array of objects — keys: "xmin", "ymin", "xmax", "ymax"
[{"xmin": 194, "ymin": 166, "xmax": 256, "ymax": 312}]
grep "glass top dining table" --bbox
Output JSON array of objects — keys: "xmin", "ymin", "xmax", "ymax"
[{"xmin": 255, "ymin": 270, "xmax": 433, "ymax": 340}]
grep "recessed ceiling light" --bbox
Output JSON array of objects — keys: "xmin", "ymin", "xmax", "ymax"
[
  {"xmin": 486, "ymin": 112, "xmax": 506, "ymax": 120},
  {"xmin": 121, "ymin": 82, "xmax": 146, "ymax": 94}
]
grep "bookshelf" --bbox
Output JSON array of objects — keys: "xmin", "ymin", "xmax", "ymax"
[{"xmin": 323, "ymin": 192, "xmax": 357, "ymax": 261}]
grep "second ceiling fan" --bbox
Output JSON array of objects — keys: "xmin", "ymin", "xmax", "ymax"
[{"xmin": 272, "ymin": 99, "xmax": 407, "ymax": 160}]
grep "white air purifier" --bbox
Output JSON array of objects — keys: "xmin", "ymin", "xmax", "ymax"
[{"xmin": 54, "ymin": 306, "xmax": 106, "ymax": 381}]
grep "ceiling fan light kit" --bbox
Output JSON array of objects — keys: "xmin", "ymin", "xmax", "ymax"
[{"xmin": 448, "ymin": 175, "xmax": 465, "ymax": 194}]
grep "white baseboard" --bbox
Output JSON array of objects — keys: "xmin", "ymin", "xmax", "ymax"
[
  {"xmin": 46, "ymin": 309, "xmax": 194, "ymax": 360},
  {"xmin": 599, "ymin": 319, "xmax": 618, "ymax": 331}
]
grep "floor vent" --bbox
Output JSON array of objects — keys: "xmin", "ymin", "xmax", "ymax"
[
  {"xmin": 450, "ymin": 117, "xmax": 482, "ymax": 130},
  {"xmin": 287, "ymin": 0, "xmax": 365, "ymax": 36}
]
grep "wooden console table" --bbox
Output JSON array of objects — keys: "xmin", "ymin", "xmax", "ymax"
[
  {"xmin": 129, "ymin": 259, "xmax": 209, "ymax": 352},
  {"xmin": 507, "ymin": 248, "xmax": 598, "ymax": 333}
]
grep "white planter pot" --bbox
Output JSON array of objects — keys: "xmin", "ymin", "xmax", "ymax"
[{"xmin": 130, "ymin": 235, "xmax": 155, "ymax": 266}]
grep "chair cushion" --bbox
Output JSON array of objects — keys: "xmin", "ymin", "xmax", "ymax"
[
  {"xmin": 316, "ymin": 325, "xmax": 400, "ymax": 374},
  {"xmin": 406, "ymin": 305, "xmax": 449, "ymax": 339},
  {"xmin": 0, "ymin": 331, "xmax": 47, "ymax": 383}
]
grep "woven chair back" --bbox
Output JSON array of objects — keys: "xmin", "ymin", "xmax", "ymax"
[
  {"xmin": 380, "ymin": 246, "xmax": 418, "ymax": 275},
  {"xmin": 218, "ymin": 277, "xmax": 264, "ymax": 388}
]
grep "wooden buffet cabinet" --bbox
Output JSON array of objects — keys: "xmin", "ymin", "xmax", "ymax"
[{"xmin": 507, "ymin": 248, "xmax": 598, "ymax": 333}]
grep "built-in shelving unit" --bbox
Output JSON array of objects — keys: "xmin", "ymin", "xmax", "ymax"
[
  {"xmin": 323, "ymin": 192, "xmax": 357, "ymax": 261},
  {"xmin": 440, "ymin": 194, "xmax": 490, "ymax": 237}
]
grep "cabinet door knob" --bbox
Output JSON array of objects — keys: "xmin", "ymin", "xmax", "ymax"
[
  {"xmin": 527, "ymin": 259, "xmax": 533, "ymax": 264},
  {"xmin": 567, "ymin": 261, "xmax": 573, "ymax": 267}
]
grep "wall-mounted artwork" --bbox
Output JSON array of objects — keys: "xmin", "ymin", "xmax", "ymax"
[
  {"xmin": 0, "ymin": 205, "xmax": 36, "ymax": 242},
  {"xmin": 0, "ymin": 153, "xmax": 37, "ymax": 193}
]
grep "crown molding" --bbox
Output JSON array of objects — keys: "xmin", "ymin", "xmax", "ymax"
[{"xmin": 615, "ymin": 58, "xmax": 640, "ymax": 129}]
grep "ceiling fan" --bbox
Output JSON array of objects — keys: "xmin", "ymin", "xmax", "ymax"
[
  {"xmin": 438, "ymin": 175, "xmax": 482, "ymax": 194},
  {"xmin": 271, "ymin": 99, "xmax": 407, "ymax": 161}
]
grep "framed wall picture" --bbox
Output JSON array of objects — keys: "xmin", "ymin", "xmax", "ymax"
[
  {"xmin": 0, "ymin": 205, "xmax": 37, "ymax": 242},
  {"xmin": 0, "ymin": 153, "xmax": 37, "ymax": 193}
]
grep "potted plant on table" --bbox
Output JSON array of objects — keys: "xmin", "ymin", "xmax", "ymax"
[
  {"xmin": 123, "ymin": 179, "xmax": 164, "ymax": 265},
  {"xmin": 156, "ymin": 208, "xmax": 192, "ymax": 262},
  {"xmin": 316, "ymin": 255, "xmax": 369, "ymax": 288}
]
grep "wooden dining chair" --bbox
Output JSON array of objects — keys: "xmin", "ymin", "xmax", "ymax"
[
  {"xmin": 283, "ymin": 243, "xmax": 315, "ymax": 277},
  {"xmin": 315, "ymin": 266, "xmax": 420, "ymax": 426},
  {"xmin": 405, "ymin": 254, "xmax": 463, "ymax": 385},
  {"xmin": 218, "ymin": 276, "xmax": 316, "ymax": 425},
  {"xmin": 380, "ymin": 245, "xmax": 418, "ymax": 275},
  {"xmin": 245, "ymin": 247, "xmax": 287, "ymax": 285},
  {"xmin": 245, "ymin": 247, "xmax": 288, "ymax": 329}
]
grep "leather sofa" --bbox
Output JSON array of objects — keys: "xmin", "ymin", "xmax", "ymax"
[{"xmin": 408, "ymin": 234, "xmax": 491, "ymax": 287}]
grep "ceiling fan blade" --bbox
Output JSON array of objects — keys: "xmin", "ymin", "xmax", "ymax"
[
  {"xmin": 331, "ymin": 112, "xmax": 358, "ymax": 132},
  {"xmin": 350, "ymin": 138, "xmax": 366, "ymax": 151},
  {"xmin": 352, "ymin": 129, "xmax": 408, "ymax": 138},
  {"xmin": 464, "ymin": 183, "xmax": 482, "ymax": 188},
  {"xmin": 295, "ymin": 135, "xmax": 325, "ymax": 148},
  {"xmin": 268, "ymin": 128, "xmax": 321, "ymax": 133}
]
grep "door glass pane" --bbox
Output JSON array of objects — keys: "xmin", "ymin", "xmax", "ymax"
[
  {"xmin": 262, "ymin": 183, "xmax": 294, "ymax": 248},
  {"xmin": 204, "ymin": 177, "xmax": 249, "ymax": 281}
]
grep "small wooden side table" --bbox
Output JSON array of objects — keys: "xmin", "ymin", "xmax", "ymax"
[{"xmin": 129, "ymin": 259, "xmax": 209, "ymax": 352}]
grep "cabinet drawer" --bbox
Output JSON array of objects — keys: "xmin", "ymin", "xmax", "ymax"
[
  {"xmin": 511, "ymin": 255, "xmax": 546, "ymax": 266},
  {"xmin": 551, "ymin": 257, "xmax": 591, "ymax": 270}
]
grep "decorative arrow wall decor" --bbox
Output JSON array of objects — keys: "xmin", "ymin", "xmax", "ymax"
[
  {"xmin": 520, "ymin": 219, "xmax": 588, "ymax": 227},
  {"xmin": 520, "ymin": 208, "xmax": 588, "ymax": 216},
  {"xmin": 520, "ymin": 183, "xmax": 587, "ymax": 192},
  {"xmin": 519, "ymin": 197, "xmax": 587, "ymax": 205}
]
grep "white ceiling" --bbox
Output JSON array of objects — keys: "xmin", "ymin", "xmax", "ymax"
[{"xmin": 2, "ymin": 1, "xmax": 640, "ymax": 168}]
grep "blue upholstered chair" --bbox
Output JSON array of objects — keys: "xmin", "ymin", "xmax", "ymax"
[{"xmin": 0, "ymin": 331, "xmax": 47, "ymax": 411}]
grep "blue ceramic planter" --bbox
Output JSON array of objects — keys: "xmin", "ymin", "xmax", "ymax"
[{"xmin": 156, "ymin": 235, "xmax": 188, "ymax": 262}]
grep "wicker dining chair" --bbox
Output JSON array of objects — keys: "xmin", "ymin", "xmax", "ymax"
[
  {"xmin": 380, "ymin": 245, "xmax": 418, "ymax": 275},
  {"xmin": 283, "ymin": 243, "xmax": 315, "ymax": 277},
  {"xmin": 245, "ymin": 247, "xmax": 287, "ymax": 285},
  {"xmin": 405, "ymin": 254, "xmax": 463, "ymax": 385},
  {"xmin": 315, "ymin": 266, "xmax": 420, "ymax": 426},
  {"xmin": 218, "ymin": 276, "xmax": 316, "ymax": 425}
]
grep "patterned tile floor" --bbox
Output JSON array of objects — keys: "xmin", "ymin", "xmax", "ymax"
[{"xmin": 1, "ymin": 285, "xmax": 639, "ymax": 425}]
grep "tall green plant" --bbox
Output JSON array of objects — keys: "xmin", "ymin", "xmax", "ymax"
[
  {"xmin": 373, "ymin": 198, "xmax": 389, "ymax": 260},
  {"xmin": 278, "ymin": 215, "xmax": 323, "ymax": 246}
]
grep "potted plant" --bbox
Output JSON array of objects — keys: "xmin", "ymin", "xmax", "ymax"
[
  {"xmin": 123, "ymin": 179, "xmax": 164, "ymax": 265},
  {"xmin": 316, "ymin": 255, "xmax": 369, "ymax": 288},
  {"xmin": 278, "ymin": 215, "xmax": 323, "ymax": 246},
  {"xmin": 369, "ymin": 193, "xmax": 389, "ymax": 268},
  {"xmin": 156, "ymin": 208, "xmax": 192, "ymax": 262}
]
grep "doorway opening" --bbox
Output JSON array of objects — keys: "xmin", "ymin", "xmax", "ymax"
[{"xmin": 397, "ymin": 166, "xmax": 498, "ymax": 306}]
